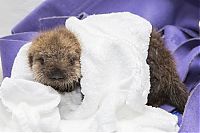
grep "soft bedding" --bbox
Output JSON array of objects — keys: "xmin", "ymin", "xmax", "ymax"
[{"xmin": 0, "ymin": 12, "xmax": 179, "ymax": 132}]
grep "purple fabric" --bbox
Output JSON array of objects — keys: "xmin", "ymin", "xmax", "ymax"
[
  {"xmin": 12, "ymin": 0, "xmax": 199, "ymax": 33},
  {"xmin": 0, "ymin": 0, "xmax": 199, "ymax": 132},
  {"xmin": 39, "ymin": 12, "xmax": 88, "ymax": 31},
  {"xmin": 0, "ymin": 32, "xmax": 38, "ymax": 77},
  {"xmin": 179, "ymin": 84, "xmax": 200, "ymax": 132}
]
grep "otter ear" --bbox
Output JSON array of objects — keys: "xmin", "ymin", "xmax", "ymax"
[{"xmin": 28, "ymin": 53, "xmax": 33, "ymax": 68}]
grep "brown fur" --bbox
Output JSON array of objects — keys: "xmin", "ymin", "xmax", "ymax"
[
  {"xmin": 146, "ymin": 30, "xmax": 189, "ymax": 113},
  {"xmin": 28, "ymin": 26, "xmax": 81, "ymax": 92},
  {"xmin": 28, "ymin": 26, "xmax": 188, "ymax": 113}
]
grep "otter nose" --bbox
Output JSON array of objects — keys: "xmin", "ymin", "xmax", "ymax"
[{"xmin": 49, "ymin": 68, "xmax": 65, "ymax": 80}]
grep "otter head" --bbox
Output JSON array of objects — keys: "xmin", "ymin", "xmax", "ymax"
[{"xmin": 28, "ymin": 26, "xmax": 81, "ymax": 92}]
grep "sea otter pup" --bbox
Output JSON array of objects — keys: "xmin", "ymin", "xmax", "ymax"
[
  {"xmin": 28, "ymin": 26, "xmax": 188, "ymax": 113},
  {"xmin": 28, "ymin": 27, "xmax": 81, "ymax": 92}
]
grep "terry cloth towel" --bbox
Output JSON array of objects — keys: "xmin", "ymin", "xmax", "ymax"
[{"xmin": 0, "ymin": 12, "xmax": 179, "ymax": 132}]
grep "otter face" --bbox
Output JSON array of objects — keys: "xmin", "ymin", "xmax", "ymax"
[{"xmin": 28, "ymin": 27, "xmax": 81, "ymax": 92}]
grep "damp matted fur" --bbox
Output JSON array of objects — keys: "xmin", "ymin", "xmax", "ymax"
[{"xmin": 28, "ymin": 26, "xmax": 81, "ymax": 92}]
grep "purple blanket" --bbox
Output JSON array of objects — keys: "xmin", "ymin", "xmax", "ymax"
[{"xmin": 0, "ymin": 0, "xmax": 199, "ymax": 132}]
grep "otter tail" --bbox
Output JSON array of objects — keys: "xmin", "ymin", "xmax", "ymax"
[{"xmin": 168, "ymin": 81, "xmax": 189, "ymax": 113}]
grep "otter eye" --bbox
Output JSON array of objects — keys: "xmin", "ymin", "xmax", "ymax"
[
  {"xmin": 68, "ymin": 56, "xmax": 76, "ymax": 65},
  {"xmin": 69, "ymin": 57, "xmax": 75, "ymax": 65},
  {"xmin": 36, "ymin": 57, "xmax": 44, "ymax": 65}
]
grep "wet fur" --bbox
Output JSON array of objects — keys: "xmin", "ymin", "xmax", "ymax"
[
  {"xmin": 28, "ymin": 27, "xmax": 81, "ymax": 92},
  {"xmin": 146, "ymin": 30, "xmax": 189, "ymax": 113},
  {"xmin": 28, "ymin": 26, "xmax": 188, "ymax": 113}
]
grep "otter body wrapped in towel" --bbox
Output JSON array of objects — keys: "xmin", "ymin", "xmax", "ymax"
[
  {"xmin": 64, "ymin": 12, "xmax": 152, "ymax": 118},
  {"xmin": 0, "ymin": 12, "xmax": 179, "ymax": 132}
]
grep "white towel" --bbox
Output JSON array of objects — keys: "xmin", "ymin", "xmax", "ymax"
[{"xmin": 0, "ymin": 12, "xmax": 179, "ymax": 132}]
